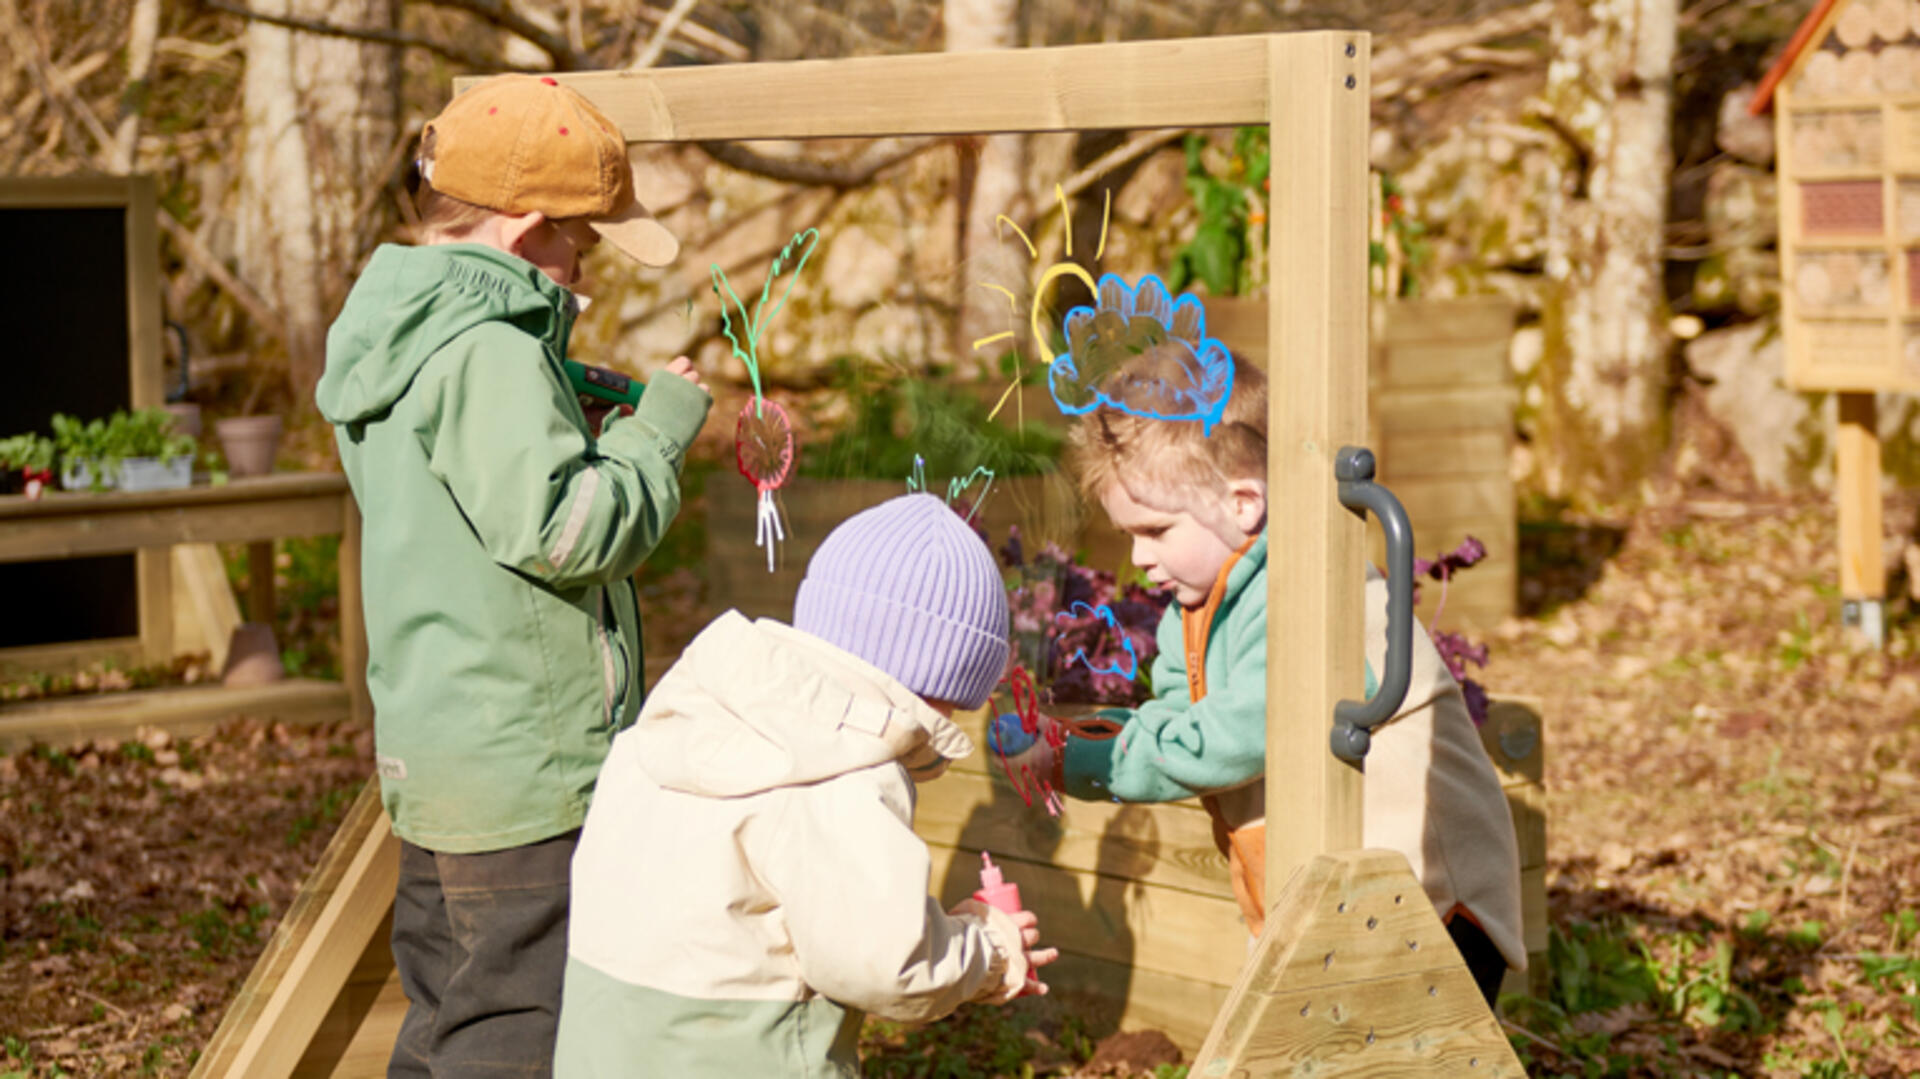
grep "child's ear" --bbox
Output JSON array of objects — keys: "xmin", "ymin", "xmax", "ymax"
[
  {"xmin": 500, "ymin": 210, "xmax": 548, "ymax": 256},
  {"xmin": 1225, "ymin": 477, "xmax": 1267, "ymax": 537}
]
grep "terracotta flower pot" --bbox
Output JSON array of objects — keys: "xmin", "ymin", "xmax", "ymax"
[{"xmin": 216, "ymin": 415, "xmax": 282, "ymax": 478}]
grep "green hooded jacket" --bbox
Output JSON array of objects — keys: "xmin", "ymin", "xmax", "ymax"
[{"xmin": 317, "ymin": 242, "xmax": 711, "ymax": 853}]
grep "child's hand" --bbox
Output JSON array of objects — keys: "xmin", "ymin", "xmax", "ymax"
[
  {"xmin": 582, "ymin": 401, "xmax": 633, "ymax": 437},
  {"xmin": 1008, "ymin": 908, "xmax": 1060, "ymax": 991},
  {"xmin": 949, "ymin": 901, "xmax": 1059, "ymax": 1003},
  {"xmin": 989, "ymin": 712, "xmax": 1063, "ymax": 812},
  {"xmin": 662, "ymin": 355, "xmax": 710, "ymax": 397}
]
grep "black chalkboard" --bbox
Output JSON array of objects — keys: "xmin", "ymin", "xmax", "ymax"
[{"xmin": 0, "ymin": 202, "xmax": 140, "ymax": 647}]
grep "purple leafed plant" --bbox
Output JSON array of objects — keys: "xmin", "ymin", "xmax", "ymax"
[
  {"xmin": 1000, "ymin": 527, "xmax": 1172, "ymax": 706},
  {"xmin": 1413, "ymin": 535, "xmax": 1491, "ymax": 725}
]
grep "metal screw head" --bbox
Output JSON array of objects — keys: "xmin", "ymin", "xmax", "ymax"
[
  {"xmin": 1346, "ymin": 42, "xmax": 1357, "ymax": 57},
  {"xmin": 1345, "ymin": 74, "xmax": 1357, "ymax": 89}
]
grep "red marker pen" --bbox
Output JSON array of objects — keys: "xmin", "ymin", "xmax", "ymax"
[{"xmin": 974, "ymin": 852, "xmax": 1042, "ymax": 993}]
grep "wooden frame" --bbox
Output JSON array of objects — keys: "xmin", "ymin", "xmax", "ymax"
[
  {"xmin": 197, "ymin": 34, "xmax": 1520, "ymax": 1078},
  {"xmin": 0, "ymin": 175, "xmax": 168, "ymax": 671},
  {"xmin": 514, "ymin": 27, "xmax": 1377, "ymax": 899}
]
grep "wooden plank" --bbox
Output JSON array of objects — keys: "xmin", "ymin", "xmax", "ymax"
[
  {"xmin": 1377, "ymin": 431, "xmax": 1511, "ymax": 478},
  {"xmin": 247, "ymin": 541, "xmax": 277, "ymax": 624},
  {"xmin": 139, "ymin": 547, "xmax": 174, "ymax": 666},
  {"xmin": 1041, "ymin": 949, "xmax": 1232, "ymax": 1054},
  {"xmin": 1377, "ymin": 342, "xmax": 1511, "ymax": 388},
  {"xmin": 1378, "ymin": 298, "xmax": 1517, "ymax": 347},
  {"xmin": 191, "ymin": 783, "xmax": 398, "ymax": 1079},
  {"xmin": 540, "ymin": 36, "xmax": 1274, "ymax": 141},
  {"xmin": 0, "ymin": 679, "xmax": 350, "ymax": 752},
  {"xmin": 1836, "ymin": 392, "xmax": 1887, "ymax": 597},
  {"xmin": 291, "ymin": 914, "xmax": 400, "ymax": 1079},
  {"xmin": 924, "ymin": 842, "xmax": 1248, "ymax": 986},
  {"xmin": 0, "ymin": 473, "xmax": 351, "ymax": 521},
  {"xmin": 173, "ymin": 543, "xmax": 243, "ymax": 671},
  {"xmin": 126, "ymin": 176, "xmax": 164, "ymax": 410},
  {"xmin": 0, "ymin": 637, "xmax": 143, "ymax": 679},
  {"xmin": 0, "ymin": 494, "xmax": 345, "ymax": 562},
  {"xmin": 1266, "ymin": 32, "xmax": 1372, "ymax": 888},
  {"xmin": 339, "ymin": 494, "xmax": 371, "ymax": 726},
  {"xmin": 1373, "ymin": 386, "xmax": 1518, "ymax": 434},
  {"xmin": 913, "ymin": 768, "xmax": 1232, "ymax": 899},
  {"xmin": 1391, "ymin": 475, "xmax": 1514, "ymax": 526},
  {"xmin": 293, "ymin": 971, "xmax": 404, "ymax": 1079},
  {"xmin": 1194, "ymin": 849, "xmax": 1524, "ymax": 1077},
  {"xmin": 0, "ymin": 175, "xmax": 151, "ymax": 209}
]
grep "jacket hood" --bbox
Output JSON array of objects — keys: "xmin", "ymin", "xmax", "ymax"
[
  {"xmin": 317, "ymin": 243, "xmax": 574, "ymax": 424},
  {"xmin": 631, "ymin": 612, "xmax": 975, "ymax": 798}
]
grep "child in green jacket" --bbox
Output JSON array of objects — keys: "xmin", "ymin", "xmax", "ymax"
[
  {"xmin": 1006, "ymin": 333, "xmax": 1524, "ymax": 1007},
  {"xmin": 315, "ymin": 74, "xmax": 711, "ymax": 1076}
]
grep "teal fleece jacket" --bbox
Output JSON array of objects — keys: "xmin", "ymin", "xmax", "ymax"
[
  {"xmin": 1061, "ymin": 531, "xmax": 1271, "ymax": 802},
  {"xmin": 317, "ymin": 242, "xmax": 711, "ymax": 853},
  {"xmin": 1061, "ymin": 532, "xmax": 1378, "ymax": 802}
]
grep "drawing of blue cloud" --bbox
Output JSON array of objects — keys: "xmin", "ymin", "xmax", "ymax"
[
  {"xmin": 1046, "ymin": 273, "xmax": 1235, "ymax": 435},
  {"xmin": 1055, "ymin": 601, "xmax": 1139, "ymax": 680}
]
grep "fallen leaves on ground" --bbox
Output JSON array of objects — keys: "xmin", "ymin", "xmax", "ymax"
[
  {"xmin": 0, "ymin": 720, "xmax": 371, "ymax": 1076},
  {"xmin": 2, "ymin": 493, "xmax": 1916, "ymax": 1077}
]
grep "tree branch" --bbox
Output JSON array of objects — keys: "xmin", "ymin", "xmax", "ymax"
[
  {"xmin": 158, "ymin": 210, "xmax": 289, "ymax": 343},
  {"xmin": 1061, "ymin": 128, "xmax": 1186, "ymax": 201},
  {"xmin": 631, "ymin": 1, "xmax": 747, "ymax": 62},
  {"xmin": 420, "ymin": 0, "xmax": 584, "ymax": 70},
  {"xmin": 1, "ymin": 3, "xmax": 289, "ymax": 347},
  {"xmin": 198, "ymin": 0, "xmax": 513, "ymax": 72},
  {"xmin": 697, "ymin": 137, "xmax": 938, "ymax": 189},
  {"xmin": 629, "ymin": 0, "xmax": 700, "ymax": 70}
]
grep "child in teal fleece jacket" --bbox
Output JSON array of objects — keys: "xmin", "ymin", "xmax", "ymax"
[{"xmin": 1005, "ymin": 344, "xmax": 1524, "ymax": 1006}]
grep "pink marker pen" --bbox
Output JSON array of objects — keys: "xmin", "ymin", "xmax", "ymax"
[{"xmin": 974, "ymin": 852, "xmax": 1042, "ymax": 993}]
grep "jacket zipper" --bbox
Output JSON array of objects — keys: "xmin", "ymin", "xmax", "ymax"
[{"xmin": 595, "ymin": 587, "xmax": 619, "ymax": 725}]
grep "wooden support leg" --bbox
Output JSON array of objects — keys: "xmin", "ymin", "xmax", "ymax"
[
  {"xmin": 1836, "ymin": 393, "xmax": 1886, "ymax": 649},
  {"xmin": 339, "ymin": 494, "xmax": 372, "ymax": 726},
  {"xmin": 1194, "ymin": 849, "xmax": 1524, "ymax": 1077},
  {"xmin": 247, "ymin": 540, "xmax": 276, "ymax": 625},
  {"xmin": 138, "ymin": 547, "xmax": 174, "ymax": 667}
]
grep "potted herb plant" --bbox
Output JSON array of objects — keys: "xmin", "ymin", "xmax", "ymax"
[
  {"xmin": 53, "ymin": 409, "xmax": 197, "ymax": 493},
  {"xmin": 0, "ymin": 432, "xmax": 56, "ymax": 499}
]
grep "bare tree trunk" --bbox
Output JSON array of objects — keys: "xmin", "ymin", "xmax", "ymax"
[
  {"xmin": 109, "ymin": 0, "xmax": 160, "ymax": 173},
  {"xmin": 1536, "ymin": 0, "xmax": 1678, "ymax": 503},
  {"xmin": 947, "ymin": 0, "xmax": 1027, "ymax": 376},
  {"xmin": 239, "ymin": 0, "xmax": 399, "ymax": 403}
]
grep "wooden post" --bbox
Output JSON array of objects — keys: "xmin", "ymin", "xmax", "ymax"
[
  {"xmin": 1266, "ymin": 33, "xmax": 1371, "ymax": 893},
  {"xmin": 339, "ymin": 493, "xmax": 372, "ymax": 725},
  {"xmin": 1836, "ymin": 392, "xmax": 1886, "ymax": 647},
  {"xmin": 247, "ymin": 540, "xmax": 276, "ymax": 624}
]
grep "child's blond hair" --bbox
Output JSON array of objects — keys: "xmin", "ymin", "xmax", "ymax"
[
  {"xmin": 1066, "ymin": 343, "xmax": 1267, "ymax": 504},
  {"xmin": 409, "ymin": 128, "xmax": 497, "ymax": 238}
]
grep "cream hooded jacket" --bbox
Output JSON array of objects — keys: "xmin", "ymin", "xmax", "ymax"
[{"xmin": 554, "ymin": 612, "xmax": 1028, "ymax": 1078}]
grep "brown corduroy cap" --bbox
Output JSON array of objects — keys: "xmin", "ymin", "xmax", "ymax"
[{"xmin": 420, "ymin": 74, "xmax": 679, "ymax": 267}]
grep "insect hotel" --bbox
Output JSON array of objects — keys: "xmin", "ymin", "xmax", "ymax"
[{"xmin": 1752, "ymin": 0, "xmax": 1920, "ymax": 647}]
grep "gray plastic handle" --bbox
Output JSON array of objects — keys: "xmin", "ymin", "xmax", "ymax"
[{"xmin": 1330, "ymin": 446, "xmax": 1414, "ymax": 766}]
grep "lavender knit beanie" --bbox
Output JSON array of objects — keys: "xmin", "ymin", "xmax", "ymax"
[{"xmin": 794, "ymin": 493, "xmax": 1010, "ymax": 711}]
